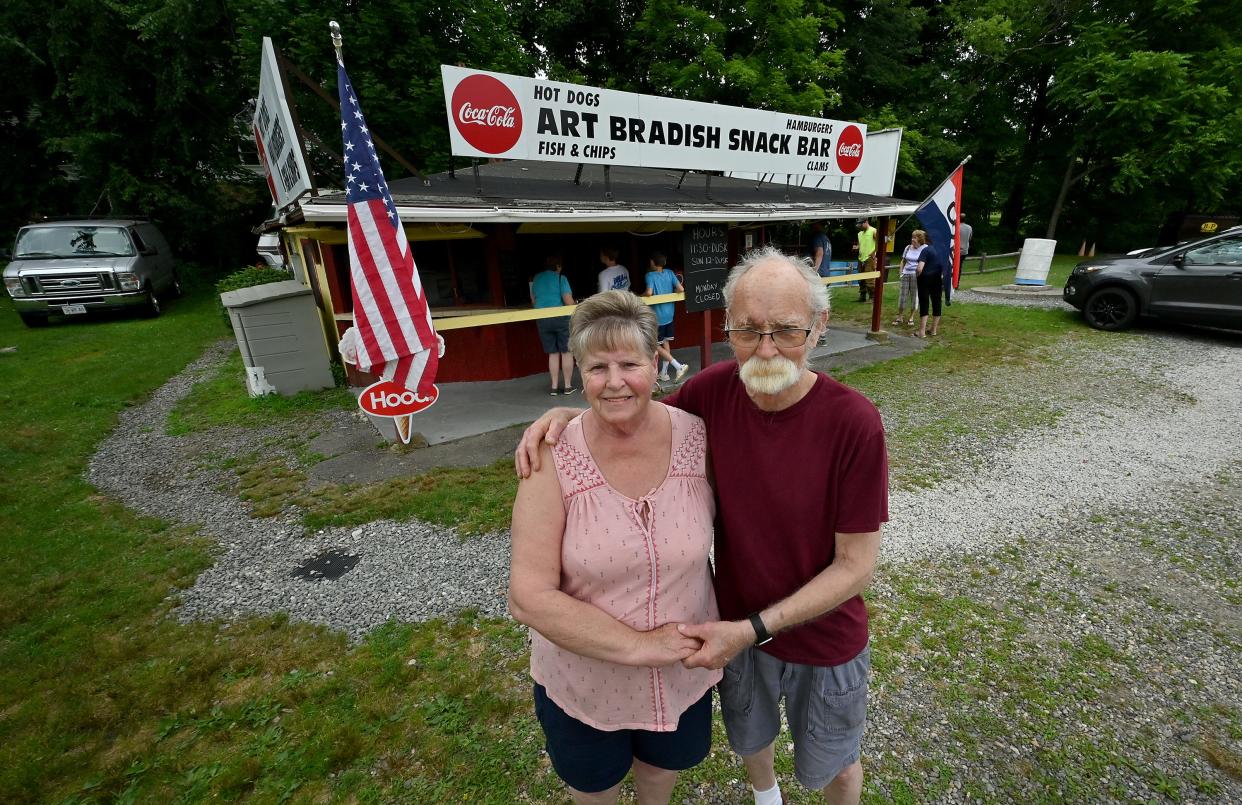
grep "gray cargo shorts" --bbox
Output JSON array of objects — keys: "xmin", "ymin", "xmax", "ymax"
[{"xmin": 718, "ymin": 644, "xmax": 870, "ymax": 790}]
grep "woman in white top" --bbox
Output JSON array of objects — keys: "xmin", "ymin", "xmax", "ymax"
[{"xmin": 893, "ymin": 230, "xmax": 927, "ymax": 327}]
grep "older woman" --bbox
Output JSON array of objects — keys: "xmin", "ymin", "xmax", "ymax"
[
  {"xmin": 509, "ymin": 290, "xmax": 721, "ymax": 805},
  {"xmin": 893, "ymin": 229, "xmax": 926, "ymax": 327}
]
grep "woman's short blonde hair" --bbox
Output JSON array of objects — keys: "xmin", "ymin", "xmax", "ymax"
[
  {"xmin": 569, "ymin": 290, "xmax": 658, "ymax": 362},
  {"xmin": 912, "ymin": 229, "xmax": 927, "ymax": 245}
]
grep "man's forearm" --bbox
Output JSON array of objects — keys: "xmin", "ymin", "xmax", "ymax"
[{"xmin": 758, "ymin": 544, "xmax": 877, "ymax": 636}]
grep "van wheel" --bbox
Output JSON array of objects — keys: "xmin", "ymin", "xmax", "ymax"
[
  {"xmin": 167, "ymin": 270, "xmax": 183, "ymax": 299},
  {"xmin": 19, "ymin": 312, "xmax": 48, "ymax": 327},
  {"xmin": 1083, "ymin": 287, "xmax": 1137, "ymax": 331},
  {"xmin": 144, "ymin": 288, "xmax": 162, "ymax": 318}
]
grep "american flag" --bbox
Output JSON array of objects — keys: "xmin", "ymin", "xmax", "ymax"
[{"xmin": 337, "ymin": 59, "xmax": 440, "ymax": 396}]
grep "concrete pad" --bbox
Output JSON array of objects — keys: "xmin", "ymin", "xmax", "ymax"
[{"xmin": 972, "ymin": 284, "xmax": 1064, "ymax": 299}]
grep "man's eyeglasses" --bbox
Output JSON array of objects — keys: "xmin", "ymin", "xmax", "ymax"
[{"xmin": 723, "ymin": 327, "xmax": 813, "ymax": 348}]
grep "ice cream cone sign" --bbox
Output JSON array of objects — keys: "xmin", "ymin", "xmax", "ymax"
[{"xmin": 358, "ymin": 380, "xmax": 439, "ymax": 444}]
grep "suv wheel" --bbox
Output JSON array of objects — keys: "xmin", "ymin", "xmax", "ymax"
[
  {"xmin": 1083, "ymin": 287, "xmax": 1138, "ymax": 331},
  {"xmin": 144, "ymin": 287, "xmax": 162, "ymax": 318},
  {"xmin": 167, "ymin": 270, "xmax": 183, "ymax": 299},
  {"xmin": 18, "ymin": 312, "xmax": 48, "ymax": 328}
]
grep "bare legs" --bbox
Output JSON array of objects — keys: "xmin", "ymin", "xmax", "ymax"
[
  {"xmin": 741, "ymin": 742, "xmax": 778, "ymax": 791},
  {"xmin": 656, "ymin": 343, "xmax": 675, "ymax": 375},
  {"xmin": 568, "ymin": 759, "xmax": 678, "ymax": 805},
  {"xmin": 916, "ymin": 315, "xmax": 941, "ymax": 338},
  {"xmin": 740, "ymin": 742, "xmax": 863, "ymax": 805},
  {"xmin": 632, "ymin": 759, "xmax": 678, "ymax": 803},
  {"xmin": 569, "ymin": 782, "xmax": 621, "ymax": 804},
  {"xmin": 547, "ymin": 353, "xmax": 560, "ymax": 391},
  {"xmin": 823, "ymin": 760, "xmax": 863, "ymax": 805},
  {"xmin": 548, "ymin": 352, "xmax": 576, "ymax": 391}
]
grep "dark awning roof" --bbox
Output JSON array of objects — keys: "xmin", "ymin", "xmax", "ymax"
[{"xmin": 299, "ymin": 160, "xmax": 917, "ymax": 224}]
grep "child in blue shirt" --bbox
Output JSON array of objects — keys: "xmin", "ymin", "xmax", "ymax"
[{"xmin": 643, "ymin": 252, "xmax": 690, "ymax": 382}]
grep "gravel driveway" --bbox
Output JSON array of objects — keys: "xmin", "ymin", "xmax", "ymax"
[{"xmin": 87, "ymin": 318, "xmax": 1241, "ymax": 802}]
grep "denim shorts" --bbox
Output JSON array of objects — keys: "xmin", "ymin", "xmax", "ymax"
[
  {"xmin": 719, "ymin": 645, "xmax": 870, "ymax": 790},
  {"xmin": 533, "ymin": 684, "xmax": 712, "ymax": 793},
  {"xmin": 537, "ymin": 316, "xmax": 570, "ymax": 353}
]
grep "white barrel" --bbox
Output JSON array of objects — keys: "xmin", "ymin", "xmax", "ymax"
[{"xmin": 1014, "ymin": 238, "xmax": 1057, "ymax": 286}]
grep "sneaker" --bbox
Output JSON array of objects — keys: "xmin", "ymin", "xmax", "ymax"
[
  {"xmin": 562, "ymin": 386, "xmax": 577, "ymax": 395},
  {"xmin": 674, "ymin": 364, "xmax": 690, "ymax": 382},
  {"xmin": 550, "ymin": 388, "xmax": 561, "ymax": 396},
  {"xmin": 658, "ymin": 373, "xmax": 670, "ymax": 383}
]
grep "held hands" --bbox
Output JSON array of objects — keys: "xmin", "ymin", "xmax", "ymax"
[
  {"xmin": 635, "ymin": 623, "xmax": 704, "ymax": 667},
  {"xmin": 514, "ymin": 407, "xmax": 578, "ymax": 478},
  {"xmin": 677, "ymin": 620, "xmax": 755, "ymax": 670}
]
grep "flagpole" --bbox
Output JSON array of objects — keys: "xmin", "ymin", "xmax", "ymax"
[
  {"xmin": 895, "ymin": 154, "xmax": 972, "ymax": 232},
  {"xmin": 329, "ymin": 20, "xmax": 343, "ymax": 62}
]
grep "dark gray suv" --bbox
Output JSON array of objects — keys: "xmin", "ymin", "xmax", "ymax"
[
  {"xmin": 1063, "ymin": 226, "xmax": 1242, "ymax": 331},
  {"xmin": 3, "ymin": 219, "xmax": 181, "ymax": 327}
]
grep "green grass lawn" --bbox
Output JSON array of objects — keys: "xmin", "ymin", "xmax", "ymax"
[
  {"xmin": 0, "ymin": 292, "xmax": 563, "ymax": 803},
  {"xmin": 1, "ymin": 261, "xmax": 1233, "ymax": 804},
  {"xmin": 165, "ymin": 350, "xmax": 355, "ymax": 437}
]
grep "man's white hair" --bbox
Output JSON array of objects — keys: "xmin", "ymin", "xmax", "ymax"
[{"xmin": 722, "ymin": 245, "xmax": 831, "ymax": 318}]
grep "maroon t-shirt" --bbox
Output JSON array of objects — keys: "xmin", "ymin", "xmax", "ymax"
[{"xmin": 664, "ymin": 360, "xmax": 888, "ymax": 666}]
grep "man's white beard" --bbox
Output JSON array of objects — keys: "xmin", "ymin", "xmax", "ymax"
[{"xmin": 739, "ymin": 354, "xmax": 803, "ymax": 396}]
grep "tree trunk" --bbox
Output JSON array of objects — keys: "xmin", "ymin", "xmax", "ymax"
[
  {"xmin": 1046, "ymin": 153, "xmax": 1078, "ymax": 240},
  {"xmin": 999, "ymin": 69, "xmax": 1053, "ymax": 241}
]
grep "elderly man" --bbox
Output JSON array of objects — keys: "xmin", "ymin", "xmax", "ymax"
[{"xmin": 517, "ymin": 246, "xmax": 887, "ymax": 805}]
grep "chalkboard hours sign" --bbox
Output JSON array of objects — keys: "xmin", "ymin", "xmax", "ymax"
[{"xmin": 681, "ymin": 224, "xmax": 729, "ymax": 312}]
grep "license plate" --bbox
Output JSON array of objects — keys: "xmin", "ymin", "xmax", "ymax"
[{"xmin": 61, "ymin": 304, "xmax": 87, "ymax": 315}]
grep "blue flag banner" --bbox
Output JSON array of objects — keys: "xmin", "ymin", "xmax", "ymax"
[{"xmin": 915, "ymin": 164, "xmax": 964, "ymax": 303}]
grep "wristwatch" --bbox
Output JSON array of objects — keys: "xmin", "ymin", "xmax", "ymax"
[{"xmin": 748, "ymin": 612, "xmax": 775, "ymax": 646}]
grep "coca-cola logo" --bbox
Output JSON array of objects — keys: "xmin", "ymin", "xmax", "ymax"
[
  {"xmin": 451, "ymin": 74, "xmax": 523, "ymax": 154},
  {"xmin": 357, "ymin": 380, "xmax": 439, "ymax": 417},
  {"xmin": 835, "ymin": 125, "xmax": 864, "ymax": 174},
  {"xmin": 459, "ymin": 103, "xmax": 516, "ymax": 128}
]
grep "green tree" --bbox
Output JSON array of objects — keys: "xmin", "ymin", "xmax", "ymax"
[
  {"xmin": 0, "ymin": 22, "xmax": 68, "ymax": 244},
  {"xmin": 235, "ymin": 0, "xmax": 534, "ymax": 182},
  {"xmin": 508, "ymin": 0, "xmax": 645, "ymax": 85},
  {"xmin": 0, "ymin": 0, "xmax": 268, "ymax": 267},
  {"xmin": 627, "ymin": 0, "xmax": 843, "ymax": 115},
  {"xmin": 941, "ymin": 0, "xmax": 1242, "ymax": 248},
  {"xmin": 1044, "ymin": 2, "xmax": 1242, "ymax": 238}
]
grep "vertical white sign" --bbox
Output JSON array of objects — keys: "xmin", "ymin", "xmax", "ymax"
[{"xmin": 254, "ymin": 38, "xmax": 312, "ymax": 210}]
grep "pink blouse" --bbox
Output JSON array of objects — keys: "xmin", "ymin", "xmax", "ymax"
[{"xmin": 530, "ymin": 406, "xmax": 722, "ymax": 731}]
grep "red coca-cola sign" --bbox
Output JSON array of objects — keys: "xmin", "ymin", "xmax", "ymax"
[
  {"xmin": 451, "ymin": 74, "xmax": 523, "ymax": 154},
  {"xmin": 357, "ymin": 380, "xmax": 439, "ymax": 417},
  {"xmin": 835, "ymin": 125, "xmax": 864, "ymax": 174}
]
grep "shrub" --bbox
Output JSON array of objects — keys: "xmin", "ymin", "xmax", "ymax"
[
  {"xmin": 215, "ymin": 267, "xmax": 292, "ymax": 315},
  {"xmin": 215, "ymin": 267, "xmax": 292, "ymax": 298}
]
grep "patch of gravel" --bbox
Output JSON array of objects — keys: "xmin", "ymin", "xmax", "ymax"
[
  {"xmin": 881, "ymin": 331, "xmax": 1242, "ymax": 562},
  {"xmin": 87, "ymin": 340, "xmax": 511, "ymax": 639},
  {"xmin": 866, "ymin": 465, "xmax": 1241, "ymax": 803}
]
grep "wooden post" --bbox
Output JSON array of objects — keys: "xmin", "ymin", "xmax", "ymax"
[
  {"xmin": 701, "ymin": 311, "xmax": 712, "ymax": 370},
  {"xmin": 869, "ymin": 217, "xmax": 889, "ymax": 336}
]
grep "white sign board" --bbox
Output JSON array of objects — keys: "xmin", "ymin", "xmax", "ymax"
[
  {"xmin": 441, "ymin": 65, "xmax": 867, "ymax": 178},
  {"xmin": 254, "ymin": 38, "xmax": 312, "ymax": 210},
  {"xmin": 726, "ymin": 128, "xmax": 902, "ymax": 197}
]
